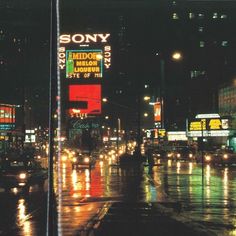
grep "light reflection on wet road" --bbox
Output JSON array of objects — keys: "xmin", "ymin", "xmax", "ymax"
[
  {"xmin": 150, "ymin": 160, "xmax": 236, "ymax": 235},
  {"xmin": 1, "ymin": 159, "xmax": 236, "ymax": 235},
  {"xmin": 57, "ymin": 160, "xmax": 163, "ymax": 235}
]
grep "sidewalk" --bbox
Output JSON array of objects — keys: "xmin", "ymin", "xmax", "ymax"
[
  {"xmin": 74, "ymin": 164, "xmax": 217, "ymax": 236},
  {"xmin": 77, "ymin": 201, "xmax": 217, "ymax": 236}
]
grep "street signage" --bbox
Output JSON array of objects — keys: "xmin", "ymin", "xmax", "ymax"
[{"xmin": 187, "ymin": 117, "xmax": 232, "ymax": 137}]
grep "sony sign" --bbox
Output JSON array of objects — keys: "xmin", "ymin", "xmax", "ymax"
[{"xmin": 60, "ymin": 33, "xmax": 110, "ymax": 44}]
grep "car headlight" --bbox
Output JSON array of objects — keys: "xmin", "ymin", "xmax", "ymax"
[
  {"xmin": 84, "ymin": 157, "xmax": 90, "ymax": 163},
  {"xmin": 205, "ymin": 155, "xmax": 211, "ymax": 161},
  {"xmin": 223, "ymin": 154, "xmax": 228, "ymax": 159},
  {"xmin": 189, "ymin": 153, "xmax": 193, "ymax": 158},
  {"xmin": 167, "ymin": 153, "xmax": 171, "ymax": 157},
  {"xmin": 62, "ymin": 155, "xmax": 67, "ymax": 161},
  {"xmin": 19, "ymin": 173, "xmax": 27, "ymax": 179},
  {"xmin": 72, "ymin": 157, "xmax": 77, "ymax": 163},
  {"xmin": 177, "ymin": 153, "xmax": 181, "ymax": 158}
]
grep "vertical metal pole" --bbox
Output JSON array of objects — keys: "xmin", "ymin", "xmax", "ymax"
[
  {"xmin": 116, "ymin": 118, "xmax": 119, "ymax": 164},
  {"xmin": 201, "ymin": 120, "xmax": 204, "ymax": 189},
  {"xmin": 47, "ymin": 0, "xmax": 59, "ymax": 235},
  {"xmin": 160, "ymin": 59, "xmax": 165, "ymax": 129}
]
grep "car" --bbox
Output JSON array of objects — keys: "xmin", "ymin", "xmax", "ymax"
[
  {"xmin": 0, "ymin": 154, "xmax": 48, "ymax": 193},
  {"xmin": 71, "ymin": 151, "xmax": 96, "ymax": 169},
  {"xmin": 195, "ymin": 150, "xmax": 221, "ymax": 165},
  {"xmin": 214, "ymin": 149, "xmax": 236, "ymax": 166}
]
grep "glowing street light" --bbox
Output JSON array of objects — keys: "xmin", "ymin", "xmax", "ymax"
[
  {"xmin": 172, "ymin": 51, "xmax": 183, "ymax": 61},
  {"xmin": 102, "ymin": 97, "xmax": 108, "ymax": 103},
  {"xmin": 155, "ymin": 50, "xmax": 183, "ymax": 129},
  {"xmin": 143, "ymin": 96, "xmax": 151, "ymax": 101}
]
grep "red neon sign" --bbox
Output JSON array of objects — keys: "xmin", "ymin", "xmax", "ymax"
[{"xmin": 69, "ymin": 85, "xmax": 101, "ymax": 115}]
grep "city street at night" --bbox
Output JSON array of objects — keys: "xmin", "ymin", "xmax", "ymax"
[{"xmin": 1, "ymin": 0, "xmax": 236, "ymax": 235}]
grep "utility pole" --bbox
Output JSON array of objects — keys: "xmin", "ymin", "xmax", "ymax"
[{"xmin": 47, "ymin": 0, "xmax": 59, "ymax": 235}]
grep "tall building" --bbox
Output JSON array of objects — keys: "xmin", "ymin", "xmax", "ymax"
[{"xmin": 167, "ymin": 0, "xmax": 236, "ymax": 121}]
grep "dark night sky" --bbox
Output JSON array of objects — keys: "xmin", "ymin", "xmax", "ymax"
[{"xmin": 1, "ymin": 1, "xmax": 236, "ymax": 128}]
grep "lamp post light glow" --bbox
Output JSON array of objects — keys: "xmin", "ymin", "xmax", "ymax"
[
  {"xmin": 143, "ymin": 96, "xmax": 151, "ymax": 101},
  {"xmin": 172, "ymin": 51, "xmax": 182, "ymax": 61},
  {"xmin": 102, "ymin": 98, "xmax": 108, "ymax": 103}
]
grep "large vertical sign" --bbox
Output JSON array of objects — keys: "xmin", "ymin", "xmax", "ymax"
[
  {"xmin": 154, "ymin": 102, "xmax": 161, "ymax": 128},
  {"xmin": 68, "ymin": 84, "xmax": 101, "ymax": 115}
]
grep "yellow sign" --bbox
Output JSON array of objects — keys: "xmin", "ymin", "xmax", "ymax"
[
  {"xmin": 189, "ymin": 119, "xmax": 206, "ymax": 131},
  {"xmin": 209, "ymin": 119, "xmax": 221, "ymax": 130},
  {"xmin": 66, "ymin": 50, "xmax": 103, "ymax": 79},
  {"xmin": 158, "ymin": 129, "xmax": 166, "ymax": 137}
]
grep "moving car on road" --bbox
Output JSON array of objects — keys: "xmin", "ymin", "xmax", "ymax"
[
  {"xmin": 0, "ymin": 155, "xmax": 47, "ymax": 193},
  {"xmin": 71, "ymin": 151, "xmax": 96, "ymax": 169}
]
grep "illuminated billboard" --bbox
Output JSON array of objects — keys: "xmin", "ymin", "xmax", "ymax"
[
  {"xmin": 0, "ymin": 105, "xmax": 16, "ymax": 130},
  {"xmin": 154, "ymin": 102, "xmax": 161, "ymax": 124},
  {"xmin": 66, "ymin": 50, "xmax": 103, "ymax": 79},
  {"xmin": 59, "ymin": 33, "xmax": 111, "ymax": 76},
  {"xmin": 68, "ymin": 85, "xmax": 101, "ymax": 115},
  {"xmin": 0, "ymin": 106, "xmax": 15, "ymax": 123},
  {"xmin": 187, "ymin": 118, "xmax": 232, "ymax": 137}
]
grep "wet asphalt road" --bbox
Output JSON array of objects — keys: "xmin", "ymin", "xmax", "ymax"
[{"xmin": 1, "ymin": 158, "xmax": 236, "ymax": 235}]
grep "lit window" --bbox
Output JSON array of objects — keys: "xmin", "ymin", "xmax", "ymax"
[
  {"xmin": 172, "ymin": 13, "xmax": 179, "ymax": 20},
  {"xmin": 199, "ymin": 41, "xmax": 205, "ymax": 47},
  {"xmin": 213, "ymin": 13, "xmax": 218, "ymax": 19},
  {"xmin": 221, "ymin": 14, "xmax": 227, "ymax": 19},
  {"xmin": 198, "ymin": 26, "xmax": 204, "ymax": 32},
  {"xmin": 190, "ymin": 70, "xmax": 206, "ymax": 79},
  {"xmin": 222, "ymin": 41, "xmax": 228, "ymax": 47},
  {"xmin": 172, "ymin": 1, "xmax": 177, "ymax": 6},
  {"xmin": 198, "ymin": 13, "xmax": 204, "ymax": 19},
  {"xmin": 189, "ymin": 12, "xmax": 195, "ymax": 19}
]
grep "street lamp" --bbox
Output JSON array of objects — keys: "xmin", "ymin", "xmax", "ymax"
[{"xmin": 155, "ymin": 51, "xmax": 183, "ymax": 129}]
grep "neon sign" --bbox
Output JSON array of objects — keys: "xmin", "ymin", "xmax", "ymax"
[
  {"xmin": 60, "ymin": 33, "xmax": 110, "ymax": 44},
  {"xmin": 66, "ymin": 50, "xmax": 103, "ymax": 78}
]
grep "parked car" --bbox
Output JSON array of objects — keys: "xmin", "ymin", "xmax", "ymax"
[{"xmin": 0, "ymin": 154, "xmax": 47, "ymax": 193}]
